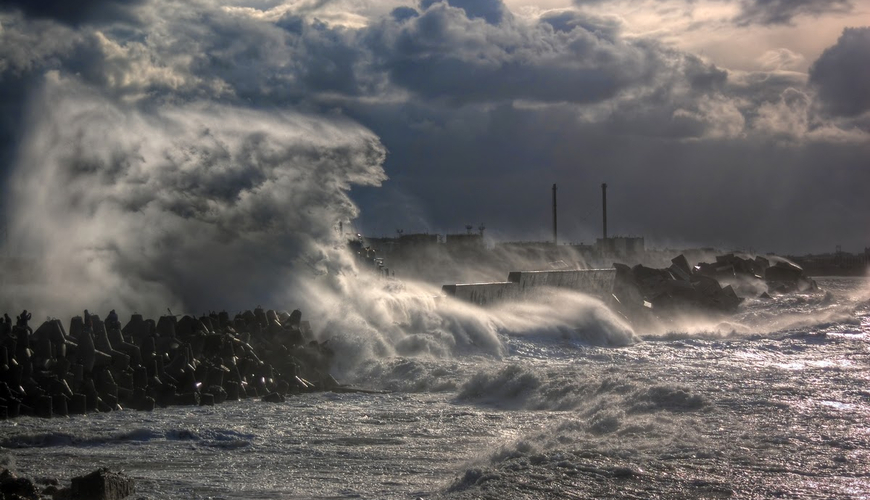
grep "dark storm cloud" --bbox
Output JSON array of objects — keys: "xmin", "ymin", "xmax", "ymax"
[
  {"xmin": 351, "ymin": 97, "xmax": 870, "ymax": 253},
  {"xmin": 573, "ymin": 0, "xmax": 853, "ymax": 26},
  {"xmin": 809, "ymin": 27, "xmax": 870, "ymax": 117},
  {"xmin": 0, "ymin": 2, "xmax": 714, "ymax": 122},
  {"xmin": 539, "ymin": 10, "xmax": 621, "ymax": 40},
  {"xmin": 0, "ymin": 15, "xmax": 86, "ymax": 181},
  {"xmin": 0, "ymin": 0, "xmax": 867, "ymax": 269},
  {"xmin": 734, "ymin": 0, "xmax": 852, "ymax": 25},
  {"xmin": 365, "ymin": 2, "xmax": 669, "ymax": 105},
  {"xmin": 420, "ymin": 0, "xmax": 509, "ymax": 24},
  {"xmin": 391, "ymin": 6, "xmax": 420, "ymax": 22},
  {"xmin": 0, "ymin": 3, "xmax": 368, "ymax": 109},
  {"xmin": 0, "ymin": 0, "xmax": 145, "ymax": 25},
  {"xmin": 345, "ymin": 6, "xmax": 868, "ymax": 251}
]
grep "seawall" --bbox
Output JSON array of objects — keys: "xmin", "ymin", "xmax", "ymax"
[{"xmin": 442, "ymin": 269, "xmax": 616, "ymax": 306}]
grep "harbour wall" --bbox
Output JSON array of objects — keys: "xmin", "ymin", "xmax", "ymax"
[{"xmin": 442, "ymin": 269, "xmax": 616, "ymax": 306}]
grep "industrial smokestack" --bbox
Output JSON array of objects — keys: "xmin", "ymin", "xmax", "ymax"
[
  {"xmin": 552, "ymin": 183, "xmax": 558, "ymax": 245},
  {"xmin": 601, "ymin": 183, "xmax": 607, "ymax": 241}
]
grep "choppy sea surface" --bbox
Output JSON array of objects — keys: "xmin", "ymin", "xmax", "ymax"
[{"xmin": 2, "ymin": 277, "xmax": 869, "ymax": 499}]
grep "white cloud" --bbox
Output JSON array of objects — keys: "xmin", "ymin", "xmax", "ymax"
[
  {"xmin": 674, "ymin": 94, "xmax": 746, "ymax": 139},
  {"xmin": 756, "ymin": 47, "xmax": 805, "ymax": 70}
]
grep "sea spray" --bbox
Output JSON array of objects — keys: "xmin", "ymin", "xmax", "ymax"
[
  {"xmin": 0, "ymin": 279, "xmax": 867, "ymax": 498},
  {"xmin": 307, "ymin": 273, "xmax": 638, "ymax": 387},
  {"xmin": 2, "ymin": 74, "xmax": 641, "ymax": 393},
  {"xmin": 2, "ymin": 73, "xmax": 386, "ymax": 318}
]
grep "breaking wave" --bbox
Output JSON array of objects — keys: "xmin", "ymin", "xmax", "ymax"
[{"xmin": 2, "ymin": 73, "xmax": 386, "ymax": 319}]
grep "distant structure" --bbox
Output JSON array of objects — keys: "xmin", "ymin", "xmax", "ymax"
[
  {"xmin": 552, "ymin": 183, "xmax": 558, "ymax": 245},
  {"xmin": 446, "ymin": 232, "xmax": 484, "ymax": 249},
  {"xmin": 596, "ymin": 235, "xmax": 645, "ymax": 256},
  {"xmin": 595, "ymin": 182, "xmax": 644, "ymax": 257},
  {"xmin": 356, "ymin": 181, "xmax": 652, "ymax": 275},
  {"xmin": 601, "ymin": 182, "xmax": 607, "ymax": 240},
  {"xmin": 364, "ymin": 232, "xmax": 438, "ymax": 258},
  {"xmin": 441, "ymin": 224, "xmax": 485, "ymax": 250},
  {"xmin": 396, "ymin": 233, "xmax": 437, "ymax": 247},
  {"xmin": 787, "ymin": 246, "xmax": 870, "ymax": 276}
]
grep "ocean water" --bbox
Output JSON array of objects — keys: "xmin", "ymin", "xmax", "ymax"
[{"xmin": 2, "ymin": 277, "xmax": 869, "ymax": 499}]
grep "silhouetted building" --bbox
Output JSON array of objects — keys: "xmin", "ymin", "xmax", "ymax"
[
  {"xmin": 786, "ymin": 249, "xmax": 869, "ymax": 276},
  {"xmin": 497, "ymin": 241, "xmax": 556, "ymax": 252},
  {"xmin": 596, "ymin": 236, "xmax": 645, "ymax": 256},
  {"xmin": 446, "ymin": 233, "xmax": 484, "ymax": 249},
  {"xmin": 363, "ymin": 233, "xmax": 438, "ymax": 257}
]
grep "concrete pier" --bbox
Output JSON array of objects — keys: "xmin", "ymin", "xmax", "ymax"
[
  {"xmin": 507, "ymin": 269, "xmax": 616, "ymax": 299},
  {"xmin": 442, "ymin": 269, "xmax": 616, "ymax": 306},
  {"xmin": 441, "ymin": 282, "xmax": 519, "ymax": 306}
]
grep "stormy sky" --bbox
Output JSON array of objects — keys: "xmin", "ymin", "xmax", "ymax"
[{"xmin": 0, "ymin": 0, "xmax": 868, "ymax": 260}]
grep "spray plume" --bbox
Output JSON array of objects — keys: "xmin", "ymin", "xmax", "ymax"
[
  {"xmin": 2, "ymin": 73, "xmax": 386, "ymax": 319},
  {"xmin": 0, "ymin": 73, "xmax": 639, "ymax": 378}
]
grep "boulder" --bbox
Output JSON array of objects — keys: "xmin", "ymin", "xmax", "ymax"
[
  {"xmin": 262, "ymin": 392, "xmax": 285, "ymax": 403},
  {"xmin": 69, "ymin": 393, "xmax": 88, "ymax": 415},
  {"xmin": 207, "ymin": 385, "xmax": 227, "ymax": 404},
  {"xmin": 157, "ymin": 316, "xmax": 178, "ymax": 338},
  {"xmin": 35, "ymin": 395, "xmax": 53, "ymax": 418},
  {"xmin": 1, "ymin": 469, "xmax": 40, "ymax": 500},
  {"xmin": 765, "ymin": 261, "xmax": 803, "ymax": 282},
  {"xmin": 670, "ymin": 254, "xmax": 692, "ymax": 281},
  {"xmin": 31, "ymin": 319, "xmax": 67, "ymax": 345},
  {"xmin": 288, "ymin": 310, "xmax": 302, "ymax": 328},
  {"xmin": 70, "ymin": 468, "xmax": 134, "ymax": 500}
]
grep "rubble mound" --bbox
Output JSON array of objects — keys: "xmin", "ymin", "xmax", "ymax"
[
  {"xmin": 612, "ymin": 254, "xmax": 742, "ymax": 319},
  {"xmin": 695, "ymin": 253, "xmax": 818, "ymax": 295},
  {"xmin": 611, "ymin": 253, "xmax": 821, "ymax": 322}
]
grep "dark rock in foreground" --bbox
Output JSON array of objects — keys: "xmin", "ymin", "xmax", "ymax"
[
  {"xmin": 1, "ymin": 468, "xmax": 40, "ymax": 499},
  {"xmin": 70, "ymin": 468, "xmax": 134, "ymax": 500}
]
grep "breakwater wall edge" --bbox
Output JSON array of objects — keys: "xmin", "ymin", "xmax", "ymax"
[{"xmin": 442, "ymin": 269, "xmax": 616, "ymax": 306}]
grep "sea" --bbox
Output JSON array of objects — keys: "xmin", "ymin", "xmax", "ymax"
[{"xmin": 1, "ymin": 276, "xmax": 868, "ymax": 499}]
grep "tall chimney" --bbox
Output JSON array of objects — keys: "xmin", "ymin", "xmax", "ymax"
[
  {"xmin": 552, "ymin": 183, "xmax": 558, "ymax": 245},
  {"xmin": 601, "ymin": 183, "xmax": 608, "ymax": 241}
]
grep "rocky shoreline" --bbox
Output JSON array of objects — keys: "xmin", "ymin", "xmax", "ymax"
[{"xmin": 1, "ymin": 307, "xmax": 339, "ymax": 420}]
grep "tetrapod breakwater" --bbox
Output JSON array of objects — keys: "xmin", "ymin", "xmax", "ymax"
[{"xmin": 0, "ymin": 307, "xmax": 339, "ymax": 420}]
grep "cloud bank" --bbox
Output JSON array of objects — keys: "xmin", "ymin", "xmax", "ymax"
[
  {"xmin": 0, "ymin": 0, "xmax": 868, "ymax": 317},
  {"xmin": 809, "ymin": 26, "xmax": 870, "ymax": 117}
]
